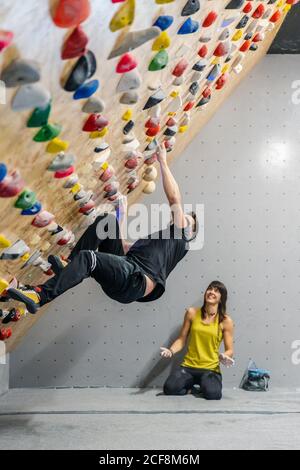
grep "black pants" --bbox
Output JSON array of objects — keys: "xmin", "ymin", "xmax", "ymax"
[
  {"xmin": 164, "ymin": 366, "xmax": 222, "ymax": 401},
  {"xmin": 38, "ymin": 213, "xmax": 146, "ymax": 305}
]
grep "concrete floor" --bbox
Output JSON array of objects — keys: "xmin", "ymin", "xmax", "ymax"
[{"xmin": 0, "ymin": 388, "xmax": 300, "ymax": 450}]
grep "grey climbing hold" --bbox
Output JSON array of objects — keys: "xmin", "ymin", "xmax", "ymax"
[
  {"xmin": 0, "ymin": 240, "xmax": 29, "ymax": 260},
  {"xmin": 120, "ymin": 91, "xmax": 139, "ymax": 105},
  {"xmin": 108, "ymin": 27, "xmax": 161, "ymax": 59},
  {"xmin": 12, "ymin": 83, "xmax": 51, "ymax": 111},
  {"xmin": 82, "ymin": 97, "xmax": 105, "ymax": 114},
  {"xmin": 116, "ymin": 70, "xmax": 142, "ymax": 93},
  {"xmin": 0, "ymin": 59, "xmax": 41, "ymax": 88},
  {"xmin": 182, "ymin": 0, "xmax": 200, "ymax": 16},
  {"xmin": 48, "ymin": 153, "xmax": 76, "ymax": 171}
]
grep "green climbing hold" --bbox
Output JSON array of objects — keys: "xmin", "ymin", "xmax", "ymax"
[
  {"xmin": 27, "ymin": 101, "xmax": 52, "ymax": 128},
  {"xmin": 14, "ymin": 189, "xmax": 36, "ymax": 210},
  {"xmin": 33, "ymin": 123, "xmax": 62, "ymax": 142},
  {"xmin": 148, "ymin": 50, "xmax": 169, "ymax": 71}
]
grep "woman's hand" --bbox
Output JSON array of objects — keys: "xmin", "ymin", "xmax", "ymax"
[
  {"xmin": 219, "ymin": 353, "xmax": 235, "ymax": 368},
  {"xmin": 160, "ymin": 347, "xmax": 173, "ymax": 358}
]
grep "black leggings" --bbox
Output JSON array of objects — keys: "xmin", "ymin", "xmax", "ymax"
[
  {"xmin": 38, "ymin": 213, "xmax": 146, "ymax": 305},
  {"xmin": 164, "ymin": 366, "xmax": 222, "ymax": 401}
]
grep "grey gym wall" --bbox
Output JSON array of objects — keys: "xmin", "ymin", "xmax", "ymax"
[{"xmin": 10, "ymin": 55, "xmax": 300, "ymax": 389}]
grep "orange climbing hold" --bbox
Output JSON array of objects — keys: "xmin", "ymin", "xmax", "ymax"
[{"xmin": 53, "ymin": 0, "xmax": 91, "ymax": 28}]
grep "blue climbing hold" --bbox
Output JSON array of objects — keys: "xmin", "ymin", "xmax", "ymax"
[
  {"xmin": 21, "ymin": 201, "xmax": 42, "ymax": 216},
  {"xmin": 0, "ymin": 163, "xmax": 7, "ymax": 183},
  {"xmin": 73, "ymin": 79, "xmax": 99, "ymax": 100},
  {"xmin": 207, "ymin": 64, "xmax": 221, "ymax": 82},
  {"xmin": 178, "ymin": 18, "xmax": 199, "ymax": 35},
  {"xmin": 153, "ymin": 15, "xmax": 174, "ymax": 31}
]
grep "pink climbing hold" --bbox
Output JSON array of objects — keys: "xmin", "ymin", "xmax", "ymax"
[
  {"xmin": 32, "ymin": 211, "xmax": 55, "ymax": 228},
  {"xmin": 116, "ymin": 53, "xmax": 138, "ymax": 74},
  {"xmin": 79, "ymin": 200, "xmax": 95, "ymax": 213},
  {"xmin": 0, "ymin": 30, "xmax": 14, "ymax": 53}
]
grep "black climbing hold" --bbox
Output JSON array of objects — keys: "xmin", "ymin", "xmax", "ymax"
[
  {"xmin": 225, "ymin": 0, "xmax": 245, "ymax": 9},
  {"xmin": 64, "ymin": 50, "xmax": 97, "ymax": 92},
  {"xmin": 189, "ymin": 82, "xmax": 199, "ymax": 96},
  {"xmin": 236, "ymin": 15, "xmax": 249, "ymax": 29},
  {"xmin": 123, "ymin": 120, "xmax": 135, "ymax": 135}
]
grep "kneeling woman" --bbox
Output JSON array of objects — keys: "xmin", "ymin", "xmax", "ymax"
[{"xmin": 161, "ymin": 281, "xmax": 234, "ymax": 401}]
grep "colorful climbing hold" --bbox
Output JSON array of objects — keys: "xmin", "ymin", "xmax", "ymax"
[
  {"xmin": 61, "ymin": 26, "xmax": 89, "ymax": 60},
  {"xmin": 27, "ymin": 101, "xmax": 52, "ymax": 128},
  {"xmin": 181, "ymin": 0, "xmax": 200, "ymax": 16},
  {"xmin": 178, "ymin": 18, "xmax": 199, "ymax": 35},
  {"xmin": 73, "ymin": 80, "xmax": 99, "ymax": 100},
  {"xmin": 64, "ymin": 50, "xmax": 97, "ymax": 92},
  {"xmin": 109, "ymin": 0, "xmax": 135, "ymax": 32},
  {"xmin": 116, "ymin": 54, "xmax": 138, "ymax": 73},
  {"xmin": 12, "ymin": 84, "xmax": 51, "ymax": 112},
  {"xmin": 0, "ymin": 171, "xmax": 25, "ymax": 198},
  {"xmin": 33, "ymin": 123, "xmax": 62, "ymax": 142},
  {"xmin": 0, "ymin": 30, "xmax": 14, "ymax": 53},
  {"xmin": 53, "ymin": 0, "xmax": 91, "ymax": 28},
  {"xmin": 14, "ymin": 189, "xmax": 36, "ymax": 210},
  {"xmin": 83, "ymin": 114, "xmax": 109, "ymax": 132},
  {"xmin": 21, "ymin": 201, "xmax": 42, "ymax": 216},
  {"xmin": 0, "ymin": 59, "xmax": 41, "ymax": 88},
  {"xmin": 153, "ymin": 16, "xmax": 174, "ymax": 31},
  {"xmin": 149, "ymin": 50, "xmax": 169, "ymax": 71}
]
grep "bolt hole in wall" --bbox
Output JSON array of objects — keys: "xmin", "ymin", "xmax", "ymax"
[{"xmin": 10, "ymin": 53, "xmax": 300, "ymax": 389}]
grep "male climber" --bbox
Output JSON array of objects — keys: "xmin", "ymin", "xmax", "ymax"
[{"xmin": 8, "ymin": 145, "xmax": 198, "ymax": 313}]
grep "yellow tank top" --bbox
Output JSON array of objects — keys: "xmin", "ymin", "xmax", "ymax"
[{"xmin": 182, "ymin": 309, "xmax": 223, "ymax": 373}]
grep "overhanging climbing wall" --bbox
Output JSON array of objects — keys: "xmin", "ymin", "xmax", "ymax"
[{"xmin": 0, "ymin": 0, "xmax": 297, "ymax": 352}]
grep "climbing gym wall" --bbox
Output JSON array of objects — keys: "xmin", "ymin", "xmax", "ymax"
[
  {"xmin": 10, "ymin": 56, "xmax": 300, "ymax": 389},
  {"xmin": 0, "ymin": 0, "xmax": 296, "ymax": 352}
]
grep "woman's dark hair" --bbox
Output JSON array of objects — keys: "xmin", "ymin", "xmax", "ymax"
[{"xmin": 201, "ymin": 280, "xmax": 228, "ymax": 324}]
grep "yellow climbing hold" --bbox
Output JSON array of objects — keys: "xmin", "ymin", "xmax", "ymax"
[
  {"xmin": 283, "ymin": 3, "xmax": 291, "ymax": 12},
  {"xmin": 222, "ymin": 64, "xmax": 230, "ymax": 74},
  {"xmin": 170, "ymin": 91, "xmax": 179, "ymax": 98},
  {"xmin": 90, "ymin": 128, "xmax": 108, "ymax": 139},
  {"xmin": 122, "ymin": 109, "xmax": 133, "ymax": 121},
  {"xmin": 101, "ymin": 162, "xmax": 109, "ymax": 171},
  {"xmin": 21, "ymin": 253, "xmax": 30, "ymax": 262},
  {"xmin": 168, "ymin": 112, "xmax": 176, "ymax": 117},
  {"xmin": 232, "ymin": 30, "xmax": 243, "ymax": 41},
  {"xmin": 0, "ymin": 279, "xmax": 9, "ymax": 295},
  {"xmin": 211, "ymin": 57, "xmax": 220, "ymax": 65},
  {"xmin": 109, "ymin": 0, "xmax": 135, "ymax": 32},
  {"xmin": 71, "ymin": 183, "xmax": 81, "ymax": 194},
  {"xmin": 0, "ymin": 234, "xmax": 11, "ymax": 249},
  {"xmin": 277, "ymin": 0, "xmax": 284, "ymax": 6},
  {"xmin": 179, "ymin": 126, "xmax": 188, "ymax": 133},
  {"xmin": 156, "ymin": 0, "xmax": 175, "ymax": 3},
  {"xmin": 152, "ymin": 31, "xmax": 171, "ymax": 51},
  {"xmin": 46, "ymin": 138, "xmax": 70, "ymax": 154}
]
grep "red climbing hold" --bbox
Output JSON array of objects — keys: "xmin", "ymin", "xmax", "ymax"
[
  {"xmin": 214, "ymin": 42, "xmax": 230, "ymax": 57},
  {"xmin": 146, "ymin": 125, "xmax": 160, "ymax": 137},
  {"xmin": 252, "ymin": 4, "xmax": 265, "ymax": 19},
  {"xmin": 172, "ymin": 59, "xmax": 189, "ymax": 78},
  {"xmin": 83, "ymin": 114, "xmax": 109, "ymax": 132},
  {"xmin": 202, "ymin": 87, "xmax": 211, "ymax": 99},
  {"xmin": 145, "ymin": 117, "xmax": 160, "ymax": 129},
  {"xmin": 61, "ymin": 26, "xmax": 89, "ymax": 60},
  {"xmin": 53, "ymin": 0, "xmax": 91, "ymax": 28},
  {"xmin": 0, "ymin": 171, "xmax": 25, "ymax": 198},
  {"xmin": 166, "ymin": 117, "xmax": 177, "ymax": 127},
  {"xmin": 54, "ymin": 166, "xmax": 75, "ymax": 179},
  {"xmin": 243, "ymin": 2, "xmax": 253, "ymax": 13},
  {"xmin": 116, "ymin": 53, "xmax": 138, "ymax": 74},
  {"xmin": 184, "ymin": 101, "xmax": 195, "ymax": 112},
  {"xmin": 198, "ymin": 45, "xmax": 208, "ymax": 58},
  {"xmin": 215, "ymin": 74, "xmax": 228, "ymax": 90},
  {"xmin": 269, "ymin": 10, "xmax": 281, "ymax": 23},
  {"xmin": 202, "ymin": 11, "xmax": 218, "ymax": 28},
  {"xmin": 0, "ymin": 327, "xmax": 12, "ymax": 341},
  {"xmin": 240, "ymin": 40, "xmax": 251, "ymax": 52}
]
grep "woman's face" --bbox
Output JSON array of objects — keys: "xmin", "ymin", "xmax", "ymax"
[{"xmin": 205, "ymin": 287, "xmax": 221, "ymax": 306}]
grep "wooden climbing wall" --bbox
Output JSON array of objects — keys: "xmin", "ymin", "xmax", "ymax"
[{"xmin": 0, "ymin": 0, "xmax": 295, "ymax": 353}]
